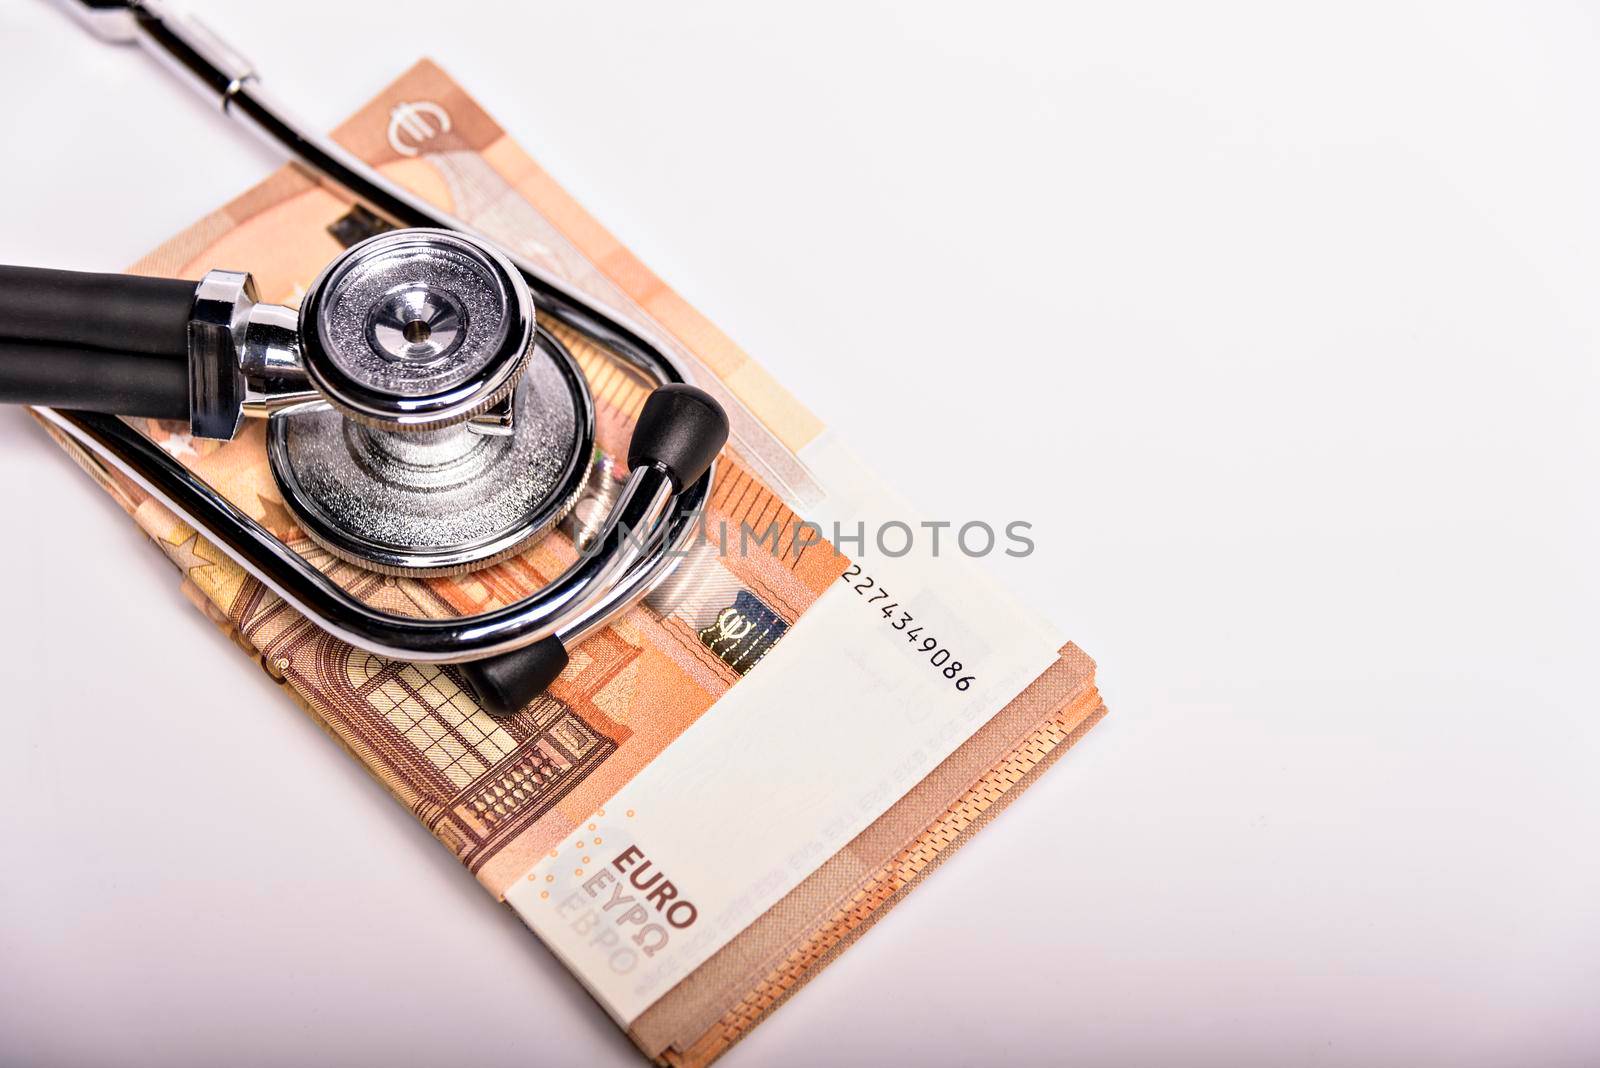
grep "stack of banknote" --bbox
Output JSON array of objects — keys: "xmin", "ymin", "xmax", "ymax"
[{"xmin": 37, "ymin": 61, "xmax": 1106, "ymax": 1065}]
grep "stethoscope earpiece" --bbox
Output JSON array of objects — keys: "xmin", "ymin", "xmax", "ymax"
[{"xmin": 628, "ymin": 383, "xmax": 733, "ymax": 492}]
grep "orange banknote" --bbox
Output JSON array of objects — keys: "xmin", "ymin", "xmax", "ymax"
[{"xmin": 37, "ymin": 60, "xmax": 1106, "ymax": 1066}]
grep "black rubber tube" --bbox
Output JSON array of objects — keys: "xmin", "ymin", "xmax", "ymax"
[
  {"xmin": 0, "ymin": 265, "xmax": 194, "ymax": 358},
  {"xmin": 0, "ymin": 340, "xmax": 189, "ymax": 421}
]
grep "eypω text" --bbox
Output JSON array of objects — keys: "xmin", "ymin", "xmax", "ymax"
[{"xmin": 555, "ymin": 845, "xmax": 699, "ymax": 974}]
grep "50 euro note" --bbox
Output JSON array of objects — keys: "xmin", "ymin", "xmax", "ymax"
[{"xmin": 36, "ymin": 60, "xmax": 1107, "ymax": 1065}]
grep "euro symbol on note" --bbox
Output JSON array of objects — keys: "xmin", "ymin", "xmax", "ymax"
[
  {"xmin": 387, "ymin": 101, "xmax": 452, "ymax": 157},
  {"xmin": 710, "ymin": 607, "xmax": 755, "ymax": 646}
]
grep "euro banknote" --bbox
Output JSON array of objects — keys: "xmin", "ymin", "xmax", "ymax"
[{"xmin": 35, "ymin": 59, "xmax": 1106, "ymax": 1065}]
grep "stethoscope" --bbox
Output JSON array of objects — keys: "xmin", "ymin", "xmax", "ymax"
[{"xmin": 0, "ymin": 0, "xmax": 732, "ymax": 716}]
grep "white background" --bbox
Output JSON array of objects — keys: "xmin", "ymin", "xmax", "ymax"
[{"xmin": 1, "ymin": 2, "xmax": 1596, "ymax": 1065}]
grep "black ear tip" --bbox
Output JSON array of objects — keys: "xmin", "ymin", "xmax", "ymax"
[
  {"xmin": 627, "ymin": 383, "xmax": 730, "ymax": 489},
  {"xmin": 457, "ymin": 636, "xmax": 570, "ymax": 717}
]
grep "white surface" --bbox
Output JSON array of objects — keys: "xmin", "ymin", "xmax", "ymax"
[{"xmin": 0, "ymin": 2, "xmax": 1596, "ymax": 1065}]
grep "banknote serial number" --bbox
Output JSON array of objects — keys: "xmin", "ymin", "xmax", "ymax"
[{"xmin": 839, "ymin": 564, "xmax": 975, "ymax": 691}]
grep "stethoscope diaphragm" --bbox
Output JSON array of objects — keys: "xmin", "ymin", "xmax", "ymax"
[{"xmin": 297, "ymin": 229, "xmax": 535, "ymax": 433}]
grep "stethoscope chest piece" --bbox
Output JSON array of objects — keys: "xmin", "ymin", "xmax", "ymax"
[{"xmin": 266, "ymin": 229, "xmax": 595, "ymax": 576}]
